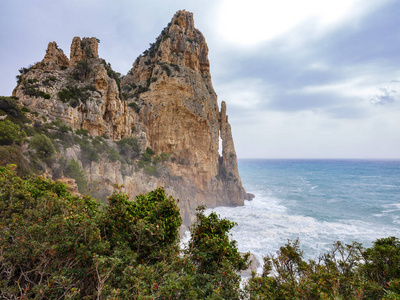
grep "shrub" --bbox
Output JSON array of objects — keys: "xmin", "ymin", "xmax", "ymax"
[
  {"xmin": 58, "ymin": 86, "xmax": 90, "ymax": 107},
  {"xmin": 92, "ymin": 136, "xmax": 107, "ymax": 153},
  {"xmin": 101, "ymin": 59, "xmax": 121, "ymax": 91},
  {"xmin": 245, "ymin": 238, "xmax": 400, "ymax": 299},
  {"xmin": 0, "ymin": 97, "xmax": 31, "ymax": 125},
  {"xmin": 128, "ymin": 102, "xmax": 140, "ymax": 113},
  {"xmin": 186, "ymin": 206, "xmax": 249, "ymax": 299},
  {"xmin": 145, "ymin": 147, "xmax": 155, "ymax": 155},
  {"xmin": 106, "ymin": 148, "xmax": 120, "ymax": 162},
  {"xmin": 162, "ymin": 65, "xmax": 171, "ymax": 76},
  {"xmin": 0, "ymin": 120, "xmax": 26, "ymax": 145},
  {"xmin": 116, "ymin": 137, "xmax": 141, "ymax": 160},
  {"xmin": 30, "ymin": 133, "xmax": 55, "ymax": 159},
  {"xmin": 160, "ymin": 152, "xmax": 170, "ymax": 162},
  {"xmin": 144, "ymin": 164, "xmax": 158, "ymax": 176},
  {"xmin": 75, "ymin": 127, "xmax": 89, "ymax": 136},
  {"xmin": 80, "ymin": 142, "xmax": 99, "ymax": 166},
  {"xmin": 141, "ymin": 152, "xmax": 152, "ymax": 163},
  {"xmin": 0, "ymin": 166, "xmax": 105, "ymax": 298},
  {"xmin": 104, "ymin": 187, "xmax": 181, "ymax": 262},
  {"xmin": 64, "ymin": 159, "xmax": 87, "ymax": 193},
  {"xmin": 0, "ymin": 146, "xmax": 33, "ymax": 177},
  {"xmin": 73, "ymin": 60, "xmax": 91, "ymax": 80}
]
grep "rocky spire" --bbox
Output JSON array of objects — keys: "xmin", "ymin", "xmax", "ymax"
[
  {"xmin": 220, "ymin": 101, "xmax": 240, "ymax": 180},
  {"xmin": 41, "ymin": 42, "xmax": 69, "ymax": 69},
  {"xmin": 70, "ymin": 37, "xmax": 99, "ymax": 66}
]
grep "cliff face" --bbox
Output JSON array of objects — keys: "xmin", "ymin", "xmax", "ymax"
[{"xmin": 12, "ymin": 10, "xmax": 250, "ymax": 226}]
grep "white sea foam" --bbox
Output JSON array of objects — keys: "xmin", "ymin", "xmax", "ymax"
[
  {"xmin": 207, "ymin": 159, "xmax": 400, "ymax": 274},
  {"xmin": 208, "ymin": 193, "xmax": 400, "ymax": 274}
]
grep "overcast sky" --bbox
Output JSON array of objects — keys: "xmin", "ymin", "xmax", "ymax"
[{"xmin": 1, "ymin": 0, "xmax": 399, "ymax": 158}]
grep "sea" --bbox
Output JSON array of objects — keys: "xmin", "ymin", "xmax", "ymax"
[{"xmin": 207, "ymin": 159, "xmax": 400, "ymax": 272}]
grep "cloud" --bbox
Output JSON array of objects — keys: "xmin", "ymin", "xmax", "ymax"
[
  {"xmin": 0, "ymin": 0, "xmax": 399, "ymax": 158},
  {"xmin": 216, "ymin": 0, "xmax": 393, "ymax": 46},
  {"xmin": 370, "ymin": 81, "xmax": 400, "ymax": 105}
]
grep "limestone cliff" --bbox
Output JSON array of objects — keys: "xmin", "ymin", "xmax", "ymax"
[{"xmin": 11, "ymin": 10, "xmax": 250, "ymax": 226}]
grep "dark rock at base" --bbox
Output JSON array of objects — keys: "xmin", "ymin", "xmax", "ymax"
[{"xmin": 245, "ymin": 193, "xmax": 255, "ymax": 200}]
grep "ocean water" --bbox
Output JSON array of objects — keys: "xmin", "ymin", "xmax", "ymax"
[{"xmin": 208, "ymin": 159, "xmax": 400, "ymax": 271}]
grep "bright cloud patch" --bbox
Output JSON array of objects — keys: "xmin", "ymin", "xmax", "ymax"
[{"xmin": 217, "ymin": 0, "xmax": 385, "ymax": 45}]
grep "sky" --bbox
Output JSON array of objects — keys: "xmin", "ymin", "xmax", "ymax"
[{"xmin": 1, "ymin": 0, "xmax": 399, "ymax": 159}]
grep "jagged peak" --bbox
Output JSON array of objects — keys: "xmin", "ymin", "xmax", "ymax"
[
  {"xmin": 41, "ymin": 41, "xmax": 69, "ymax": 70},
  {"xmin": 171, "ymin": 10, "xmax": 195, "ymax": 36},
  {"xmin": 70, "ymin": 37, "xmax": 99, "ymax": 66},
  {"xmin": 124, "ymin": 10, "xmax": 210, "ymax": 88}
]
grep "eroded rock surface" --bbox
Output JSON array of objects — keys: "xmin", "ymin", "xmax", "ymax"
[{"xmin": 12, "ymin": 10, "xmax": 248, "ymax": 227}]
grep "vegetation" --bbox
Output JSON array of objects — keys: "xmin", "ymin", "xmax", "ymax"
[
  {"xmin": 0, "ymin": 165, "xmax": 399, "ymax": 299},
  {"xmin": 21, "ymin": 79, "xmax": 51, "ymax": 99},
  {"xmin": 101, "ymin": 59, "xmax": 122, "ymax": 91},
  {"xmin": 246, "ymin": 238, "xmax": 400, "ymax": 299},
  {"xmin": 116, "ymin": 136, "xmax": 141, "ymax": 162},
  {"xmin": 30, "ymin": 133, "xmax": 55, "ymax": 159},
  {"xmin": 0, "ymin": 119, "xmax": 26, "ymax": 145},
  {"xmin": 0, "ymin": 167, "xmax": 244, "ymax": 299},
  {"xmin": 128, "ymin": 101, "xmax": 141, "ymax": 113},
  {"xmin": 73, "ymin": 60, "xmax": 91, "ymax": 80},
  {"xmin": 162, "ymin": 64, "xmax": 172, "ymax": 76},
  {"xmin": 64, "ymin": 158, "xmax": 88, "ymax": 193},
  {"xmin": 58, "ymin": 85, "xmax": 90, "ymax": 108}
]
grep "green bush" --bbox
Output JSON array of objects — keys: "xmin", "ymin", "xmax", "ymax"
[
  {"xmin": 116, "ymin": 136, "xmax": 141, "ymax": 160},
  {"xmin": 160, "ymin": 151, "xmax": 170, "ymax": 162},
  {"xmin": 0, "ymin": 166, "xmax": 105, "ymax": 298},
  {"xmin": 0, "ymin": 120, "xmax": 26, "ymax": 145},
  {"xmin": 162, "ymin": 64, "xmax": 171, "ymax": 76},
  {"xmin": 0, "ymin": 96, "xmax": 31, "ymax": 125},
  {"xmin": 80, "ymin": 142, "xmax": 99, "ymax": 166},
  {"xmin": 64, "ymin": 159, "xmax": 87, "ymax": 193},
  {"xmin": 75, "ymin": 127, "xmax": 89, "ymax": 136},
  {"xmin": 0, "ymin": 146, "xmax": 33, "ymax": 177},
  {"xmin": 30, "ymin": 133, "xmax": 55, "ymax": 159},
  {"xmin": 145, "ymin": 146, "xmax": 155, "ymax": 155},
  {"xmin": 186, "ymin": 206, "xmax": 250, "ymax": 299},
  {"xmin": 0, "ymin": 166, "xmax": 399, "ymax": 299},
  {"xmin": 104, "ymin": 187, "xmax": 181, "ymax": 263},
  {"xmin": 245, "ymin": 238, "xmax": 400, "ymax": 299},
  {"xmin": 144, "ymin": 164, "xmax": 158, "ymax": 176},
  {"xmin": 73, "ymin": 60, "xmax": 91, "ymax": 80},
  {"xmin": 58, "ymin": 86, "xmax": 90, "ymax": 108},
  {"xmin": 106, "ymin": 147, "xmax": 120, "ymax": 162}
]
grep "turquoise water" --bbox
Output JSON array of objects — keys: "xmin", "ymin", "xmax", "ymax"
[{"xmin": 209, "ymin": 159, "xmax": 400, "ymax": 268}]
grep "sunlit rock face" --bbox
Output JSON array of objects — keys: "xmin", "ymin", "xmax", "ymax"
[{"xmin": 12, "ymin": 10, "xmax": 249, "ymax": 227}]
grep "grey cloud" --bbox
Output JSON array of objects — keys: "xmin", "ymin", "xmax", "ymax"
[{"xmin": 370, "ymin": 80, "xmax": 400, "ymax": 106}]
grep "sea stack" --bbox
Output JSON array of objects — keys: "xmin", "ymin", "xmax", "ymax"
[{"xmin": 12, "ymin": 10, "xmax": 249, "ymax": 226}]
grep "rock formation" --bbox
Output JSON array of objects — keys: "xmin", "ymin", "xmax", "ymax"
[{"xmin": 12, "ymin": 10, "xmax": 250, "ymax": 227}]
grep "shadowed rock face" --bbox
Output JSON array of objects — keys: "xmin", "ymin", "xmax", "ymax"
[{"xmin": 12, "ymin": 10, "xmax": 248, "ymax": 227}]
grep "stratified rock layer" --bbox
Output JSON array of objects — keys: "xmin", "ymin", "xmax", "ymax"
[{"xmin": 12, "ymin": 10, "xmax": 248, "ymax": 227}]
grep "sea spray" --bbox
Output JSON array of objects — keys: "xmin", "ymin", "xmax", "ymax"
[{"xmin": 209, "ymin": 159, "xmax": 400, "ymax": 273}]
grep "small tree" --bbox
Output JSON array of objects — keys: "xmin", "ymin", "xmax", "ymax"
[
  {"xmin": 0, "ymin": 119, "xmax": 26, "ymax": 145},
  {"xmin": 361, "ymin": 236, "xmax": 400, "ymax": 298},
  {"xmin": 186, "ymin": 206, "xmax": 249, "ymax": 299},
  {"xmin": 64, "ymin": 159, "xmax": 88, "ymax": 193},
  {"xmin": 104, "ymin": 187, "xmax": 181, "ymax": 264},
  {"xmin": 116, "ymin": 136, "xmax": 141, "ymax": 161},
  {"xmin": 30, "ymin": 133, "xmax": 55, "ymax": 158}
]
